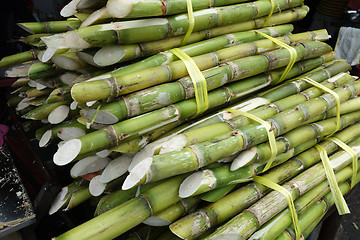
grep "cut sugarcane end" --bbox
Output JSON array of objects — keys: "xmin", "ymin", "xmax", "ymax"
[
  {"xmin": 57, "ymin": 127, "xmax": 86, "ymax": 141},
  {"xmin": 6, "ymin": 63, "xmax": 32, "ymax": 77},
  {"xmin": 70, "ymin": 101, "xmax": 78, "ymax": 110},
  {"xmin": 39, "ymin": 130, "xmax": 52, "ymax": 147},
  {"xmin": 96, "ymin": 149, "xmax": 112, "ymax": 158},
  {"xmin": 16, "ymin": 98, "xmax": 31, "ymax": 111},
  {"xmin": 36, "ymin": 82, "xmax": 47, "ymax": 90},
  {"xmin": 76, "ymin": 51, "xmax": 101, "ymax": 67},
  {"xmin": 70, "ymin": 155, "xmax": 110, "ymax": 178},
  {"xmin": 41, "ymin": 34, "xmax": 67, "ymax": 50},
  {"xmin": 60, "ymin": 72, "xmax": 79, "ymax": 85},
  {"xmin": 93, "ymin": 45, "xmax": 126, "ymax": 66},
  {"xmin": 64, "ymin": 31, "xmax": 92, "ymax": 49},
  {"xmin": 179, "ymin": 172, "xmax": 205, "ymax": 198},
  {"xmin": 52, "ymin": 55, "xmax": 82, "ymax": 71},
  {"xmin": 123, "ymin": 157, "xmax": 152, "ymax": 190},
  {"xmin": 80, "ymin": 7, "xmax": 111, "ymax": 28},
  {"xmin": 41, "ymin": 48, "xmax": 58, "ymax": 62},
  {"xmin": 106, "ymin": 0, "xmax": 133, "ymax": 18},
  {"xmin": 60, "ymin": 0, "xmax": 81, "ymax": 17},
  {"xmin": 53, "ymin": 139, "xmax": 82, "ymax": 166},
  {"xmin": 49, "ymin": 187, "xmax": 69, "ymax": 215},
  {"xmin": 48, "ymin": 105, "xmax": 70, "ymax": 124},
  {"xmin": 206, "ymin": 234, "xmax": 242, "ymax": 240},
  {"xmin": 159, "ymin": 135, "xmax": 188, "ymax": 154},
  {"xmin": 230, "ymin": 148, "xmax": 257, "ymax": 171},
  {"xmin": 100, "ymin": 155, "xmax": 131, "ymax": 183},
  {"xmin": 143, "ymin": 217, "xmax": 171, "ymax": 227},
  {"xmin": 128, "ymin": 145, "xmax": 156, "ymax": 171},
  {"xmin": 89, "ymin": 175, "xmax": 106, "ymax": 196},
  {"xmin": 82, "ymin": 109, "xmax": 118, "ymax": 124}
]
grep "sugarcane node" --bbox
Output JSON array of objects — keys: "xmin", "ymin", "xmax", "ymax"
[
  {"xmin": 300, "ymin": 91, "xmax": 310, "ymax": 101},
  {"xmin": 269, "ymin": 103, "xmax": 281, "ymax": 113},
  {"xmin": 105, "ymin": 125, "xmax": 119, "ymax": 146}
]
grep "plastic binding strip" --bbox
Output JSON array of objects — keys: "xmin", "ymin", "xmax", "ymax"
[
  {"xmin": 253, "ymin": 30, "xmax": 297, "ymax": 82},
  {"xmin": 264, "ymin": 0, "xmax": 276, "ymax": 27},
  {"xmin": 327, "ymin": 137, "xmax": 358, "ymax": 188},
  {"xmin": 302, "ymin": 76, "xmax": 341, "ymax": 136},
  {"xmin": 315, "ymin": 145, "xmax": 350, "ymax": 215},
  {"xmin": 171, "ymin": 48, "xmax": 209, "ymax": 115},
  {"xmin": 181, "ymin": 0, "xmax": 195, "ymax": 46},
  {"xmin": 226, "ymin": 108, "xmax": 277, "ymax": 172},
  {"xmin": 253, "ymin": 176, "xmax": 301, "ymax": 240}
]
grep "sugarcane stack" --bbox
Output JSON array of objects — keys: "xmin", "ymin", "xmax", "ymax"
[{"xmin": 2, "ymin": 0, "xmax": 360, "ymax": 239}]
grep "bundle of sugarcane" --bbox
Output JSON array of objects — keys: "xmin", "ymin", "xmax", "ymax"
[{"xmin": 3, "ymin": 0, "xmax": 360, "ymax": 239}]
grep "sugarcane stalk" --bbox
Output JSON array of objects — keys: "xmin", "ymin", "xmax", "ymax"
[
  {"xmin": 0, "ymin": 49, "xmax": 40, "ymax": 68},
  {"xmin": 179, "ymin": 111, "xmax": 360, "ymax": 198},
  {"xmin": 20, "ymin": 87, "xmax": 52, "ymax": 98},
  {"xmin": 252, "ymin": 170, "xmax": 357, "ymax": 240},
  {"xmin": 72, "ymin": 35, "xmax": 330, "ymax": 103},
  {"xmin": 52, "ymin": 51, "xmax": 89, "ymax": 71},
  {"xmin": 42, "ymin": 0, "xmax": 304, "ymax": 50},
  {"xmin": 203, "ymin": 138, "xmax": 360, "ymax": 239},
  {"xmin": 47, "ymin": 87, "xmax": 71, "ymax": 103},
  {"xmin": 19, "ymin": 33, "xmax": 51, "ymax": 48},
  {"xmin": 82, "ymin": 31, "xmax": 329, "ymax": 123},
  {"xmin": 53, "ymin": 51, "xmax": 334, "ymax": 167},
  {"xmin": 54, "ymin": 174, "xmax": 188, "ymax": 240},
  {"xmin": 159, "ymin": 68, "xmax": 351, "ymax": 154},
  {"xmin": 28, "ymin": 62, "xmax": 59, "ymax": 80},
  {"xmin": 168, "ymin": 121, "xmax": 360, "ymax": 239},
  {"xmin": 201, "ymin": 184, "xmax": 238, "ymax": 202},
  {"xmin": 123, "ymin": 80, "xmax": 360, "ymax": 189},
  {"xmin": 106, "ymin": 0, "xmax": 251, "ymax": 19},
  {"xmin": 23, "ymin": 100, "xmax": 70, "ymax": 120},
  {"xmin": 143, "ymin": 197, "xmax": 200, "ymax": 226},
  {"xmin": 11, "ymin": 77, "xmax": 30, "ymax": 88},
  {"xmin": 17, "ymin": 19, "xmax": 81, "ymax": 34},
  {"xmin": 89, "ymin": 5, "xmax": 309, "ymax": 76},
  {"xmin": 93, "ymin": 23, "xmax": 295, "ymax": 67}
]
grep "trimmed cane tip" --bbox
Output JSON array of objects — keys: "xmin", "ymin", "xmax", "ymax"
[
  {"xmin": 179, "ymin": 172, "xmax": 204, "ymax": 198},
  {"xmin": 230, "ymin": 148, "xmax": 257, "ymax": 171},
  {"xmin": 53, "ymin": 139, "xmax": 82, "ymax": 166},
  {"xmin": 123, "ymin": 157, "xmax": 152, "ymax": 190}
]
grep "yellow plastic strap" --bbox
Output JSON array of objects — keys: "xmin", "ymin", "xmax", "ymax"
[
  {"xmin": 181, "ymin": 0, "xmax": 195, "ymax": 46},
  {"xmin": 253, "ymin": 176, "xmax": 301, "ymax": 240},
  {"xmin": 227, "ymin": 109, "xmax": 277, "ymax": 172},
  {"xmin": 327, "ymin": 137, "xmax": 358, "ymax": 188},
  {"xmin": 302, "ymin": 77, "xmax": 341, "ymax": 136},
  {"xmin": 171, "ymin": 48, "xmax": 209, "ymax": 115},
  {"xmin": 315, "ymin": 145, "xmax": 350, "ymax": 215},
  {"xmin": 253, "ymin": 30, "xmax": 297, "ymax": 82},
  {"xmin": 264, "ymin": 0, "xmax": 276, "ymax": 27}
]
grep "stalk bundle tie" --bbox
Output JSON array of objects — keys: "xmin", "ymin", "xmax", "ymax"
[
  {"xmin": 301, "ymin": 77, "xmax": 341, "ymax": 136},
  {"xmin": 252, "ymin": 176, "xmax": 301, "ymax": 240},
  {"xmin": 264, "ymin": 0, "xmax": 276, "ymax": 27},
  {"xmin": 226, "ymin": 109, "xmax": 277, "ymax": 172},
  {"xmin": 327, "ymin": 137, "xmax": 358, "ymax": 188},
  {"xmin": 181, "ymin": 0, "xmax": 195, "ymax": 46},
  {"xmin": 253, "ymin": 30, "xmax": 297, "ymax": 82},
  {"xmin": 170, "ymin": 48, "xmax": 208, "ymax": 115},
  {"xmin": 315, "ymin": 145, "xmax": 350, "ymax": 215}
]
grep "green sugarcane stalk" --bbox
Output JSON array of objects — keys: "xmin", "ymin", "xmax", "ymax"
[
  {"xmin": 17, "ymin": 19, "xmax": 81, "ymax": 34},
  {"xmin": 83, "ymin": 31, "xmax": 329, "ymax": 122},
  {"xmin": 53, "ymin": 51, "xmax": 334, "ymax": 166},
  {"xmin": 72, "ymin": 35, "xmax": 330, "ymax": 103},
  {"xmin": 90, "ymin": 5, "xmax": 309, "ymax": 74},
  {"xmin": 106, "ymin": 0, "xmax": 251, "ymax": 19},
  {"xmin": 54, "ymin": 174, "xmax": 188, "ymax": 240},
  {"xmin": 20, "ymin": 87, "xmax": 52, "ymax": 98},
  {"xmin": 28, "ymin": 62, "xmax": 59, "ymax": 80},
  {"xmin": 93, "ymin": 23, "xmax": 295, "ymax": 67},
  {"xmin": 143, "ymin": 197, "xmax": 200, "ymax": 226},
  {"xmin": 65, "ymin": 186, "xmax": 92, "ymax": 211},
  {"xmin": 43, "ymin": 0, "xmax": 304, "ymax": 50},
  {"xmin": 169, "ymin": 121, "xmax": 360, "ymax": 239},
  {"xmin": 124, "ymin": 80, "xmax": 360, "ymax": 188},
  {"xmin": 252, "ymin": 169, "xmax": 358, "ymax": 240},
  {"xmin": 179, "ymin": 111, "xmax": 360, "ymax": 198},
  {"xmin": 11, "ymin": 77, "xmax": 30, "ymax": 88},
  {"xmin": 0, "ymin": 49, "xmax": 40, "ymax": 68},
  {"xmin": 23, "ymin": 101, "xmax": 71, "ymax": 120},
  {"xmin": 19, "ymin": 33, "xmax": 51, "ymax": 48},
  {"xmin": 201, "ymin": 184, "xmax": 238, "ymax": 202},
  {"xmin": 204, "ymin": 138, "xmax": 360, "ymax": 239}
]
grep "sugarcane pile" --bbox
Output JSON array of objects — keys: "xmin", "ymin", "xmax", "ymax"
[{"xmin": 2, "ymin": 0, "xmax": 360, "ymax": 239}]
